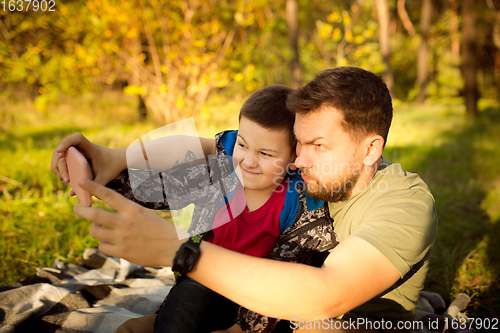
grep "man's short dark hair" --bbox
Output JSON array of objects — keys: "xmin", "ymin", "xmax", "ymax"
[
  {"xmin": 286, "ymin": 67, "xmax": 393, "ymax": 146},
  {"xmin": 239, "ymin": 84, "xmax": 296, "ymax": 148}
]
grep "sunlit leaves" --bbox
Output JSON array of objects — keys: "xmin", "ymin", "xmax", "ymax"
[
  {"xmin": 2, "ymin": 0, "xmax": 495, "ymax": 115},
  {"xmin": 307, "ymin": 0, "xmax": 379, "ymax": 72},
  {"xmin": 124, "ymin": 85, "xmax": 147, "ymax": 96}
]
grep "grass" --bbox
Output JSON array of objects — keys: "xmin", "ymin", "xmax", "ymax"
[{"xmin": 1, "ymin": 91, "xmax": 499, "ymax": 320}]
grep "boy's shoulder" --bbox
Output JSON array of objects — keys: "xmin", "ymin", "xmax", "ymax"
[
  {"xmin": 284, "ymin": 170, "xmax": 325, "ymax": 212},
  {"xmin": 278, "ymin": 170, "xmax": 328, "ymax": 232},
  {"xmin": 216, "ymin": 130, "xmax": 237, "ymax": 156}
]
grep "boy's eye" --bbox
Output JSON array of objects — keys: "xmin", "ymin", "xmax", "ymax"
[{"xmin": 261, "ymin": 152, "xmax": 272, "ymax": 157}]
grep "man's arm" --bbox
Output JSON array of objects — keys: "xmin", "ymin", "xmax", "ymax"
[
  {"xmin": 74, "ymin": 179, "xmax": 400, "ymax": 321},
  {"xmin": 191, "ymin": 235, "xmax": 400, "ymax": 321}
]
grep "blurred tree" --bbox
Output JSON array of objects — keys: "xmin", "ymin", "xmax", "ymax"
[
  {"xmin": 375, "ymin": 0, "xmax": 394, "ymax": 97},
  {"xmin": 391, "ymin": 0, "xmax": 418, "ymax": 99},
  {"xmin": 448, "ymin": 0, "xmax": 460, "ymax": 57},
  {"xmin": 424, "ymin": 0, "xmax": 463, "ymax": 100},
  {"xmin": 462, "ymin": 0, "xmax": 479, "ymax": 117},
  {"xmin": 417, "ymin": 0, "xmax": 432, "ymax": 104},
  {"xmin": 0, "ymin": 2, "xmax": 98, "ymax": 109},
  {"xmin": 25, "ymin": 0, "xmax": 240, "ymax": 124},
  {"xmin": 492, "ymin": 4, "xmax": 500, "ymax": 50},
  {"xmin": 486, "ymin": 0, "xmax": 500, "ymax": 102},
  {"xmin": 304, "ymin": 0, "xmax": 383, "ymax": 80},
  {"xmin": 1, "ymin": 0, "xmax": 499, "ymax": 116},
  {"xmin": 397, "ymin": 0, "xmax": 415, "ymax": 38},
  {"xmin": 286, "ymin": 0, "xmax": 302, "ymax": 88}
]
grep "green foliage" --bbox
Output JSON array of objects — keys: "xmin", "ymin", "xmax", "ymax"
[
  {"xmin": 1, "ymin": 0, "xmax": 500, "ymax": 114},
  {"xmin": 299, "ymin": 0, "xmax": 385, "ymax": 77},
  {"xmin": 0, "ymin": 1, "xmax": 101, "ymax": 106},
  {"xmin": 426, "ymin": 10, "xmax": 463, "ymax": 100}
]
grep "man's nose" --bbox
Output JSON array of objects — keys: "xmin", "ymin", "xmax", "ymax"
[{"xmin": 294, "ymin": 146, "xmax": 311, "ymax": 169}]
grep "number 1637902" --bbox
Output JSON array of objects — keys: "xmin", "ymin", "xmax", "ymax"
[{"xmin": 2, "ymin": 0, "xmax": 55, "ymax": 11}]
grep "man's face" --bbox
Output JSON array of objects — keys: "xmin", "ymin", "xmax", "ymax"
[{"xmin": 293, "ymin": 106, "xmax": 365, "ymax": 202}]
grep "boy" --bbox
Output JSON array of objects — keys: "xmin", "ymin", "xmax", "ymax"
[{"xmin": 52, "ymin": 85, "xmax": 338, "ymax": 333}]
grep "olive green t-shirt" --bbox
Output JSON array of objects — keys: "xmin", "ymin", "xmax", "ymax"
[{"xmin": 329, "ymin": 157, "xmax": 438, "ymax": 324}]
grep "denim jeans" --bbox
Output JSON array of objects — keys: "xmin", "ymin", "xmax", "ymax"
[{"xmin": 154, "ymin": 276, "xmax": 240, "ymax": 333}]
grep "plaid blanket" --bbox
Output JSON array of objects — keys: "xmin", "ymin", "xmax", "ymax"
[
  {"xmin": 0, "ymin": 248, "xmax": 472, "ymax": 333},
  {"xmin": 0, "ymin": 248, "xmax": 174, "ymax": 333}
]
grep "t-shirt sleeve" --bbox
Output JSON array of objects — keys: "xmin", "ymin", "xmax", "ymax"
[{"xmin": 350, "ymin": 175, "xmax": 438, "ymax": 278}]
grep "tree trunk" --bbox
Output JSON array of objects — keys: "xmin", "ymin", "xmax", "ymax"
[
  {"xmin": 397, "ymin": 0, "xmax": 416, "ymax": 38},
  {"xmin": 462, "ymin": 0, "xmax": 479, "ymax": 117},
  {"xmin": 286, "ymin": 0, "xmax": 302, "ymax": 89},
  {"xmin": 417, "ymin": 0, "xmax": 432, "ymax": 104},
  {"xmin": 138, "ymin": 96, "xmax": 147, "ymax": 121},
  {"xmin": 376, "ymin": 0, "xmax": 395, "ymax": 98},
  {"xmin": 448, "ymin": 0, "xmax": 460, "ymax": 57}
]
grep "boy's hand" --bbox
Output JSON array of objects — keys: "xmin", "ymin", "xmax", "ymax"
[
  {"xmin": 74, "ymin": 179, "xmax": 182, "ymax": 267},
  {"xmin": 51, "ymin": 133, "xmax": 126, "ymax": 193}
]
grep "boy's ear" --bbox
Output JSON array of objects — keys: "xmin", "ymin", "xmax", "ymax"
[{"xmin": 363, "ymin": 135, "xmax": 384, "ymax": 167}]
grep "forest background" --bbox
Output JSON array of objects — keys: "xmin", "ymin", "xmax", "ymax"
[{"xmin": 1, "ymin": 0, "xmax": 500, "ymax": 322}]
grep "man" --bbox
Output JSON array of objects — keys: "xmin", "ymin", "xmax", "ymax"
[{"xmin": 54, "ymin": 67, "xmax": 437, "ymax": 332}]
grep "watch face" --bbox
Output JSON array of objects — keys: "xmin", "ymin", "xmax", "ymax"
[
  {"xmin": 180, "ymin": 242, "xmax": 200, "ymax": 269},
  {"xmin": 178, "ymin": 251, "xmax": 189, "ymax": 266},
  {"xmin": 173, "ymin": 237, "xmax": 201, "ymax": 275},
  {"xmin": 185, "ymin": 254, "xmax": 196, "ymax": 268}
]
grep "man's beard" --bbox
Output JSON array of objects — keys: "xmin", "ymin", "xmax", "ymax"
[{"xmin": 301, "ymin": 169, "xmax": 361, "ymax": 202}]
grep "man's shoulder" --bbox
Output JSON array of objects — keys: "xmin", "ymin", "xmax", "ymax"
[
  {"xmin": 375, "ymin": 157, "xmax": 433, "ymax": 198},
  {"xmin": 330, "ymin": 156, "xmax": 437, "ymax": 242}
]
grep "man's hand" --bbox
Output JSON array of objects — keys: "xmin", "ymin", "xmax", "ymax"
[
  {"xmin": 51, "ymin": 133, "xmax": 126, "ymax": 193},
  {"xmin": 74, "ymin": 179, "xmax": 182, "ymax": 267}
]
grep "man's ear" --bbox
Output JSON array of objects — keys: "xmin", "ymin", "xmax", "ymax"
[{"xmin": 362, "ymin": 135, "xmax": 384, "ymax": 167}]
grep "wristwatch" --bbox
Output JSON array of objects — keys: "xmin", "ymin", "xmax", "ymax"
[{"xmin": 172, "ymin": 235, "xmax": 202, "ymax": 277}]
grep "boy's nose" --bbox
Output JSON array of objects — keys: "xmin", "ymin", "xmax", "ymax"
[{"xmin": 242, "ymin": 154, "xmax": 258, "ymax": 168}]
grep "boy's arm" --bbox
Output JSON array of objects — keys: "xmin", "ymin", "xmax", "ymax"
[
  {"xmin": 51, "ymin": 133, "xmax": 127, "ymax": 188},
  {"xmin": 200, "ymin": 137, "xmax": 217, "ymax": 156},
  {"xmin": 126, "ymin": 136, "xmax": 216, "ymax": 171},
  {"xmin": 52, "ymin": 133, "xmax": 216, "ymax": 187}
]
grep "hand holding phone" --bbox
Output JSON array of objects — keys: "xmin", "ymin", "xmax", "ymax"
[{"xmin": 66, "ymin": 146, "xmax": 93, "ymax": 207}]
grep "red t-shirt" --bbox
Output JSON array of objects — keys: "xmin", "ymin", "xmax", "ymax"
[{"xmin": 207, "ymin": 180, "xmax": 288, "ymax": 257}]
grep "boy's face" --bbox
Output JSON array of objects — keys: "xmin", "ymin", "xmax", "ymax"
[{"xmin": 233, "ymin": 117, "xmax": 295, "ymax": 192}]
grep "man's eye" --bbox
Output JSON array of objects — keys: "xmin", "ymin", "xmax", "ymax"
[
  {"xmin": 238, "ymin": 143, "xmax": 247, "ymax": 148},
  {"xmin": 317, "ymin": 144, "xmax": 325, "ymax": 150}
]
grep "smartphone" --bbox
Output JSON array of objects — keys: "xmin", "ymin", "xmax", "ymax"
[{"xmin": 66, "ymin": 146, "xmax": 93, "ymax": 207}]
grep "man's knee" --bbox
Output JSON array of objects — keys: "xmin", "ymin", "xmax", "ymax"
[{"xmin": 115, "ymin": 314, "xmax": 156, "ymax": 333}]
